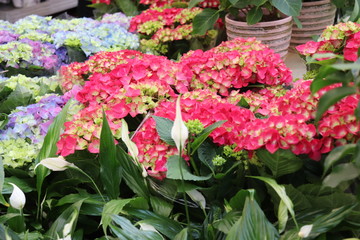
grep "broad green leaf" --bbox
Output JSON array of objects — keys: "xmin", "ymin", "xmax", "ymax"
[
  {"xmin": 0, "ymin": 113, "xmax": 8, "ymax": 129},
  {"xmin": 101, "ymin": 197, "xmax": 148, "ymax": 234},
  {"xmin": 323, "ymin": 144, "xmax": 356, "ymax": 175},
  {"xmin": 350, "ymin": 0, "xmax": 360, "ymax": 21},
  {"xmin": 152, "ymin": 116, "xmax": 175, "ymax": 146},
  {"xmin": 191, "ymin": 120, "xmax": 226, "ymax": 155},
  {"xmin": 256, "ymin": 148, "xmax": 303, "ymax": 178},
  {"xmin": 355, "ymin": 101, "xmax": 360, "ymax": 120},
  {"xmin": 35, "ymin": 100, "xmax": 71, "ymax": 200},
  {"xmin": 316, "ymin": 86, "xmax": 356, "ymax": 123},
  {"xmin": 116, "ymin": 146, "xmax": 150, "ymax": 199},
  {"xmin": 226, "ymin": 192, "xmax": 279, "ymax": 240},
  {"xmin": 250, "ymin": 176, "xmax": 297, "ymax": 228},
  {"xmin": 192, "ymin": 8, "xmax": 219, "ymax": 35},
  {"xmin": 229, "ymin": 0, "xmax": 252, "ymax": 8},
  {"xmin": 213, "ymin": 211, "xmax": 241, "ymax": 234},
  {"xmin": 237, "ymin": 97, "xmax": 250, "ymax": 109},
  {"xmin": 3, "ymin": 177, "xmax": 34, "ymax": 194},
  {"xmin": 270, "ymin": 0, "xmax": 302, "ymax": 17},
  {"xmin": 186, "ymin": 189, "xmax": 206, "ymax": 210},
  {"xmin": 125, "ymin": 208, "xmax": 183, "ymax": 239},
  {"xmin": 114, "ymin": 0, "xmax": 138, "ymax": 16},
  {"xmin": 278, "ymin": 200, "xmax": 288, "ymax": 233},
  {"xmin": 246, "ymin": 7, "xmax": 263, "ymax": 25},
  {"xmin": 188, "ymin": 0, "xmax": 203, "ymax": 8},
  {"xmin": 304, "ymin": 204, "xmax": 357, "ymax": 238},
  {"xmin": 99, "ymin": 110, "xmax": 121, "ymax": 199},
  {"xmin": 323, "ymin": 163, "xmax": 360, "ymax": 188},
  {"xmin": 311, "ymin": 72, "xmax": 350, "ymax": 93},
  {"xmin": 0, "ymin": 224, "xmax": 21, "ymax": 240},
  {"xmin": 197, "ymin": 140, "xmax": 216, "ymax": 171},
  {"xmin": 166, "ymin": 155, "xmax": 211, "ymax": 181},
  {"xmin": 110, "ymin": 215, "xmax": 163, "ymax": 240},
  {"xmin": 174, "ymin": 228, "xmax": 188, "ymax": 240},
  {"xmin": 354, "ymin": 141, "xmax": 360, "ymax": 167},
  {"xmin": 0, "ymin": 85, "xmax": 33, "ymax": 114},
  {"xmin": 150, "ymin": 196, "xmax": 173, "ymax": 217},
  {"xmin": 47, "ymin": 200, "xmax": 84, "ymax": 239},
  {"xmin": 0, "ymin": 213, "xmax": 21, "ymax": 224},
  {"xmin": 56, "ymin": 193, "xmax": 103, "ymax": 207},
  {"xmin": 229, "ymin": 189, "xmax": 250, "ymax": 211}
]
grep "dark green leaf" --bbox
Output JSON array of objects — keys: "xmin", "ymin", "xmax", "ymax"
[
  {"xmin": 114, "ymin": 0, "xmax": 138, "ymax": 16},
  {"xmin": 323, "ymin": 144, "xmax": 356, "ymax": 175},
  {"xmin": 323, "ymin": 163, "xmax": 360, "ymax": 188},
  {"xmin": 191, "ymin": 120, "xmax": 226, "ymax": 155},
  {"xmin": 270, "ymin": 0, "xmax": 302, "ymax": 17},
  {"xmin": 166, "ymin": 155, "xmax": 211, "ymax": 181},
  {"xmin": 226, "ymin": 192, "xmax": 280, "ymax": 240},
  {"xmin": 99, "ymin": 110, "xmax": 121, "ymax": 199},
  {"xmin": 350, "ymin": 0, "xmax": 360, "ymax": 21},
  {"xmin": 150, "ymin": 196, "xmax": 173, "ymax": 217},
  {"xmin": 116, "ymin": 146, "xmax": 150, "ymax": 199},
  {"xmin": 102, "ymin": 197, "xmax": 148, "ymax": 234},
  {"xmin": 311, "ymin": 72, "xmax": 350, "ymax": 93},
  {"xmin": 152, "ymin": 116, "xmax": 175, "ymax": 146},
  {"xmin": 229, "ymin": 189, "xmax": 250, "ymax": 211},
  {"xmin": 3, "ymin": 177, "xmax": 34, "ymax": 194},
  {"xmin": 0, "ymin": 85, "xmax": 33, "ymax": 114},
  {"xmin": 174, "ymin": 228, "xmax": 188, "ymax": 240},
  {"xmin": 256, "ymin": 148, "xmax": 303, "ymax": 178},
  {"xmin": 236, "ymin": 97, "xmax": 250, "ymax": 109},
  {"xmin": 192, "ymin": 8, "xmax": 219, "ymax": 35},
  {"xmin": 355, "ymin": 100, "xmax": 360, "ymax": 120},
  {"xmin": 110, "ymin": 215, "xmax": 163, "ymax": 240},
  {"xmin": 213, "ymin": 211, "xmax": 241, "ymax": 234},
  {"xmin": 0, "ymin": 113, "xmax": 8, "ymax": 130},
  {"xmin": 0, "ymin": 224, "xmax": 21, "ymax": 240},
  {"xmin": 197, "ymin": 140, "xmax": 216, "ymax": 171},
  {"xmin": 188, "ymin": 0, "xmax": 203, "ymax": 8},
  {"xmin": 354, "ymin": 141, "xmax": 360, "ymax": 168},
  {"xmin": 125, "ymin": 208, "xmax": 184, "ymax": 239},
  {"xmin": 246, "ymin": 7, "xmax": 263, "ymax": 25},
  {"xmin": 228, "ymin": 0, "xmax": 252, "ymax": 8}
]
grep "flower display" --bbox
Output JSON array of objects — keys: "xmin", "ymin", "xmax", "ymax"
[{"xmin": 139, "ymin": 0, "xmax": 220, "ymax": 8}]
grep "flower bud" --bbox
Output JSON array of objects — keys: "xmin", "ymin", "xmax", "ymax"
[
  {"xmin": 171, "ymin": 96, "xmax": 188, "ymax": 153},
  {"xmin": 37, "ymin": 156, "xmax": 74, "ymax": 171},
  {"xmin": 9, "ymin": 183, "xmax": 26, "ymax": 210}
]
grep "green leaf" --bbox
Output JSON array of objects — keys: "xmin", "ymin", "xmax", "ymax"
[
  {"xmin": 101, "ymin": 197, "xmax": 148, "ymax": 234},
  {"xmin": 323, "ymin": 163, "xmax": 360, "ymax": 188},
  {"xmin": 0, "ymin": 113, "xmax": 8, "ymax": 130},
  {"xmin": 305, "ymin": 204, "xmax": 357, "ymax": 238},
  {"xmin": 152, "ymin": 116, "xmax": 175, "ymax": 146},
  {"xmin": 197, "ymin": 140, "xmax": 216, "ymax": 171},
  {"xmin": 228, "ymin": 0, "xmax": 252, "ymax": 8},
  {"xmin": 0, "ymin": 213, "xmax": 21, "ymax": 224},
  {"xmin": 350, "ymin": 0, "xmax": 360, "ymax": 21},
  {"xmin": 229, "ymin": 189, "xmax": 250, "ymax": 211},
  {"xmin": 114, "ymin": 0, "xmax": 138, "ymax": 16},
  {"xmin": 191, "ymin": 120, "xmax": 226, "ymax": 155},
  {"xmin": 315, "ymin": 87, "xmax": 356, "ymax": 122},
  {"xmin": 226, "ymin": 191, "xmax": 280, "ymax": 240},
  {"xmin": 188, "ymin": 0, "xmax": 203, "ymax": 8},
  {"xmin": 213, "ymin": 211, "xmax": 241, "ymax": 234},
  {"xmin": 323, "ymin": 144, "xmax": 356, "ymax": 175},
  {"xmin": 3, "ymin": 177, "xmax": 34, "ymax": 194},
  {"xmin": 125, "ymin": 208, "xmax": 184, "ymax": 239},
  {"xmin": 354, "ymin": 141, "xmax": 360, "ymax": 168},
  {"xmin": 278, "ymin": 200, "xmax": 288, "ymax": 233},
  {"xmin": 99, "ymin": 110, "xmax": 121, "ymax": 199},
  {"xmin": 270, "ymin": 0, "xmax": 302, "ymax": 17},
  {"xmin": 47, "ymin": 200, "xmax": 84, "ymax": 239},
  {"xmin": 0, "ymin": 224, "xmax": 21, "ymax": 240},
  {"xmin": 116, "ymin": 145, "xmax": 150, "ymax": 199},
  {"xmin": 250, "ymin": 176, "xmax": 297, "ymax": 228},
  {"xmin": 237, "ymin": 97, "xmax": 250, "ymax": 109},
  {"xmin": 311, "ymin": 72, "xmax": 350, "ymax": 94},
  {"xmin": 0, "ymin": 85, "xmax": 33, "ymax": 114},
  {"xmin": 166, "ymin": 155, "xmax": 211, "ymax": 181},
  {"xmin": 110, "ymin": 215, "xmax": 163, "ymax": 240},
  {"xmin": 35, "ymin": 100, "xmax": 72, "ymax": 196},
  {"xmin": 256, "ymin": 148, "xmax": 303, "ymax": 178},
  {"xmin": 192, "ymin": 8, "xmax": 219, "ymax": 36},
  {"xmin": 150, "ymin": 196, "xmax": 173, "ymax": 217},
  {"xmin": 0, "ymin": 156, "xmax": 6, "ymax": 206},
  {"xmin": 246, "ymin": 7, "xmax": 263, "ymax": 25},
  {"xmin": 174, "ymin": 228, "xmax": 188, "ymax": 240}
]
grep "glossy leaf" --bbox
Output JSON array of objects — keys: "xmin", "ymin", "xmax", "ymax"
[
  {"xmin": 188, "ymin": 0, "xmax": 203, "ymax": 8},
  {"xmin": 316, "ymin": 86, "xmax": 356, "ymax": 123},
  {"xmin": 354, "ymin": 141, "xmax": 360, "ymax": 168},
  {"xmin": 152, "ymin": 116, "xmax": 175, "ymax": 146},
  {"xmin": 0, "ymin": 156, "xmax": 6, "ymax": 206},
  {"xmin": 226, "ymin": 192, "xmax": 279, "ymax": 240},
  {"xmin": 323, "ymin": 163, "xmax": 360, "ymax": 188},
  {"xmin": 0, "ymin": 224, "xmax": 21, "ymax": 240},
  {"xmin": 213, "ymin": 211, "xmax": 241, "ymax": 234},
  {"xmin": 150, "ymin": 196, "xmax": 173, "ymax": 217},
  {"xmin": 174, "ymin": 228, "xmax": 188, "ymax": 240},
  {"xmin": 192, "ymin": 8, "xmax": 219, "ymax": 35},
  {"xmin": 323, "ymin": 144, "xmax": 356, "ymax": 175},
  {"xmin": 270, "ymin": 0, "xmax": 302, "ymax": 17},
  {"xmin": 229, "ymin": 189, "xmax": 250, "ymax": 211},
  {"xmin": 114, "ymin": 0, "xmax": 138, "ymax": 16},
  {"xmin": 246, "ymin": 7, "xmax": 263, "ymax": 25},
  {"xmin": 256, "ymin": 148, "xmax": 303, "ymax": 178},
  {"xmin": 0, "ymin": 85, "xmax": 32, "ymax": 114},
  {"xmin": 190, "ymin": 120, "xmax": 226, "ymax": 155},
  {"xmin": 311, "ymin": 72, "xmax": 350, "ymax": 93},
  {"xmin": 278, "ymin": 200, "xmax": 288, "ymax": 233},
  {"xmin": 0, "ymin": 113, "xmax": 8, "ymax": 130},
  {"xmin": 99, "ymin": 111, "xmax": 121, "ymax": 199},
  {"xmin": 197, "ymin": 140, "xmax": 216, "ymax": 172},
  {"xmin": 166, "ymin": 155, "xmax": 211, "ymax": 181}
]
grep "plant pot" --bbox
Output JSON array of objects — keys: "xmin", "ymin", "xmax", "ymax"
[
  {"xmin": 225, "ymin": 12, "xmax": 293, "ymax": 58},
  {"xmin": 290, "ymin": 0, "xmax": 336, "ymax": 49},
  {"xmin": 12, "ymin": 0, "xmax": 39, "ymax": 8}
]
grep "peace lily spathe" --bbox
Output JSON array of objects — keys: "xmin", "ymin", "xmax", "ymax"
[
  {"xmin": 171, "ymin": 96, "xmax": 189, "ymax": 153},
  {"xmin": 298, "ymin": 224, "xmax": 313, "ymax": 238},
  {"xmin": 9, "ymin": 183, "xmax": 26, "ymax": 210},
  {"xmin": 36, "ymin": 156, "xmax": 74, "ymax": 171}
]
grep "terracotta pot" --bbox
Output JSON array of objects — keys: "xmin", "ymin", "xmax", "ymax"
[
  {"xmin": 290, "ymin": 0, "xmax": 336, "ymax": 48},
  {"xmin": 225, "ymin": 12, "xmax": 293, "ymax": 58}
]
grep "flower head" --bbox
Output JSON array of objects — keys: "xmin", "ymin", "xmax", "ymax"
[{"xmin": 9, "ymin": 183, "xmax": 26, "ymax": 210}]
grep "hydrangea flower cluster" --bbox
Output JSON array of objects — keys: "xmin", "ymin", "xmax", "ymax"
[
  {"xmin": 178, "ymin": 38, "xmax": 293, "ymax": 96},
  {"xmin": 139, "ymin": 0, "xmax": 220, "ymax": 8},
  {"xmin": 132, "ymin": 90, "xmax": 255, "ymax": 179},
  {"xmin": 0, "ymin": 38, "xmax": 59, "ymax": 69},
  {"xmin": 296, "ymin": 21, "xmax": 360, "ymax": 61},
  {"xmin": 130, "ymin": 7, "xmax": 216, "ymax": 55},
  {"xmin": 0, "ymin": 89, "xmax": 80, "ymax": 168}
]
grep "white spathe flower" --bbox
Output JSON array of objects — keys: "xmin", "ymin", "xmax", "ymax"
[
  {"xmin": 171, "ymin": 96, "xmax": 189, "ymax": 153},
  {"xmin": 9, "ymin": 183, "xmax": 26, "ymax": 210},
  {"xmin": 298, "ymin": 224, "xmax": 313, "ymax": 238},
  {"xmin": 36, "ymin": 156, "xmax": 74, "ymax": 171},
  {"xmin": 121, "ymin": 119, "xmax": 139, "ymax": 159}
]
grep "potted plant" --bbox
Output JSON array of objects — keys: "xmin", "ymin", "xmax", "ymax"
[{"xmin": 192, "ymin": 0, "xmax": 303, "ymax": 57}]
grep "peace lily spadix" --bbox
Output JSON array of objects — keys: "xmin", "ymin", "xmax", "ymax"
[
  {"xmin": 171, "ymin": 96, "xmax": 189, "ymax": 153},
  {"xmin": 9, "ymin": 183, "xmax": 26, "ymax": 210},
  {"xmin": 36, "ymin": 156, "xmax": 75, "ymax": 171}
]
